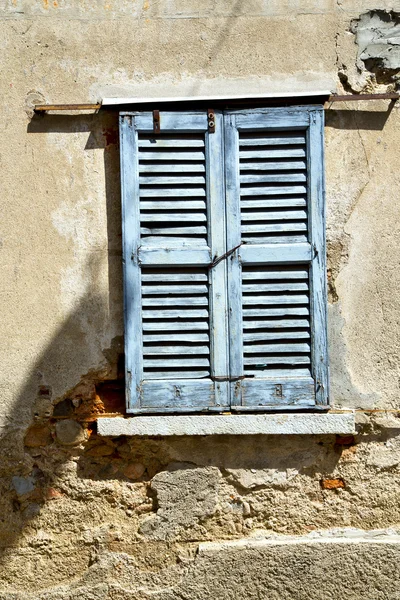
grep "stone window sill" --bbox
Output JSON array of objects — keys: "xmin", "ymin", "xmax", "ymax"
[{"xmin": 97, "ymin": 412, "xmax": 355, "ymax": 437}]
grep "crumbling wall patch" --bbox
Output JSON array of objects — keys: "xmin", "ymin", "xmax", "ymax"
[{"xmin": 352, "ymin": 10, "xmax": 400, "ymax": 84}]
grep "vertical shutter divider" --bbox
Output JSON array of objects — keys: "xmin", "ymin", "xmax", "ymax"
[
  {"xmin": 308, "ymin": 108, "xmax": 329, "ymax": 405},
  {"xmin": 122, "ymin": 110, "xmax": 231, "ymax": 413},
  {"xmin": 207, "ymin": 111, "xmax": 230, "ymax": 408},
  {"xmin": 120, "ymin": 115, "xmax": 143, "ymax": 411},
  {"xmin": 225, "ymin": 113, "xmax": 244, "ymax": 407}
]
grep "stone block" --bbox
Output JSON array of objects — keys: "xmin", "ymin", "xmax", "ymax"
[
  {"xmin": 55, "ymin": 420, "xmax": 86, "ymax": 446},
  {"xmin": 140, "ymin": 464, "xmax": 220, "ymax": 540}
]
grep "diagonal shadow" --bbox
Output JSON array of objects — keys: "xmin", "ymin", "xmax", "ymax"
[
  {"xmin": 1, "ymin": 94, "xmax": 395, "ymax": 592},
  {"xmin": 325, "ymin": 101, "xmax": 396, "ymax": 130}
]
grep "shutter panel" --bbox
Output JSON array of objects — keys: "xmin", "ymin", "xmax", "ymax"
[
  {"xmin": 120, "ymin": 111, "xmax": 229, "ymax": 413},
  {"xmin": 225, "ymin": 108, "xmax": 328, "ymax": 410}
]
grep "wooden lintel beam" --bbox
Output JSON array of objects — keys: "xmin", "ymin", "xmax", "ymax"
[
  {"xmin": 34, "ymin": 104, "xmax": 101, "ymax": 112},
  {"xmin": 327, "ymin": 93, "xmax": 399, "ymax": 102},
  {"xmin": 32, "ymin": 93, "xmax": 399, "ymax": 113}
]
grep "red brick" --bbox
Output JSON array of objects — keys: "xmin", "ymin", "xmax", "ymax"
[
  {"xmin": 321, "ymin": 478, "xmax": 345, "ymax": 490},
  {"xmin": 24, "ymin": 424, "xmax": 53, "ymax": 447}
]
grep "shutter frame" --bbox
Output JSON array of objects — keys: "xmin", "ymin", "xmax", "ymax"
[
  {"xmin": 120, "ymin": 111, "xmax": 230, "ymax": 414},
  {"xmin": 120, "ymin": 106, "xmax": 328, "ymax": 414},
  {"xmin": 224, "ymin": 106, "xmax": 329, "ymax": 410},
  {"xmin": 307, "ymin": 108, "xmax": 329, "ymax": 406},
  {"xmin": 120, "ymin": 114, "xmax": 143, "ymax": 410}
]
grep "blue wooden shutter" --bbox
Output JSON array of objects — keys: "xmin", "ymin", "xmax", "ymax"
[
  {"xmin": 120, "ymin": 111, "xmax": 229, "ymax": 413},
  {"xmin": 224, "ymin": 107, "xmax": 328, "ymax": 410}
]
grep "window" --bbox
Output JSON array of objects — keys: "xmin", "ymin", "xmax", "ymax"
[{"xmin": 119, "ymin": 106, "xmax": 328, "ymax": 414}]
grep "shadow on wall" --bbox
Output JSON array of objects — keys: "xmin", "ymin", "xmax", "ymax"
[
  {"xmin": 324, "ymin": 101, "xmax": 395, "ymax": 130},
  {"xmin": 0, "ymin": 104, "xmax": 397, "ymax": 578},
  {"xmin": 0, "ymin": 110, "xmax": 125, "ymax": 560}
]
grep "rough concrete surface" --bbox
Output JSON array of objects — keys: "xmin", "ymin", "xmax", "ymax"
[
  {"xmin": 2, "ymin": 534, "xmax": 400, "ymax": 599},
  {"xmin": 1, "ymin": 0, "xmax": 400, "ymax": 598},
  {"xmin": 98, "ymin": 413, "xmax": 356, "ymax": 436}
]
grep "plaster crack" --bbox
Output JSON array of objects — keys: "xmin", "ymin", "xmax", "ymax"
[
  {"xmin": 336, "ymin": 0, "xmax": 344, "ymax": 14},
  {"xmin": 344, "ymin": 110, "xmax": 371, "ymax": 226},
  {"xmin": 375, "ymin": 282, "xmax": 386, "ymax": 325},
  {"xmin": 335, "ymin": 29, "xmax": 340, "ymax": 69},
  {"xmin": 354, "ymin": 112, "xmax": 371, "ymax": 176}
]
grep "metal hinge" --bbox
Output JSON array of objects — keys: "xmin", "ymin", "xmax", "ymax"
[
  {"xmin": 207, "ymin": 108, "xmax": 215, "ymax": 133},
  {"xmin": 153, "ymin": 108, "xmax": 214, "ymax": 133},
  {"xmin": 153, "ymin": 109, "xmax": 160, "ymax": 134}
]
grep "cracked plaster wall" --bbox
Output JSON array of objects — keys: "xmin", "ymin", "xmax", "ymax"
[{"xmin": 1, "ymin": 1, "xmax": 400, "ymax": 598}]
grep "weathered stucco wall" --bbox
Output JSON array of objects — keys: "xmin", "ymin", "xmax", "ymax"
[{"xmin": 2, "ymin": 1, "xmax": 400, "ymax": 598}]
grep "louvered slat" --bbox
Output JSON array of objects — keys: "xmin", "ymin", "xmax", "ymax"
[
  {"xmin": 140, "ymin": 188, "xmax": 206, "ymax": 197},
  {"xmin": 240, "ymin": 185, "xmax": 307, "ymax": 196},
  {"xmin": 240, "ymin": 161, "xmax": 306, "ymax": 171},
  {"xmin": 141, "ymin": 272, "xmax": 208, "ymax": 282},
  {"xmin": 142, "ymin": 284, "xmax": 208, "ymax": 295},
  {"xmin": 242, "ymin": 269, "xmax": 308, "ymax": 280},
  {"xmin": 142, "ymin": 297, "xmax": 208, "ymax": 306},
  {"xmin": 242, "ymin": 319, "xmax": 310, "ymax": 329},
  {"xmin": 139, "ymin": 151, "xmax": 205, "ymax": 161},
  {"xmin": 240, "ymin": 173, "xmax": 306, "ymax": 183},
  {"xmin": 140, "ymin": 176, "xmax": 205, "ymax": 185},
  {"xmin": 243, "ymin": 330, "xmax": 310, "ymax": 341},
  {"xmin": 141, "ymin": 226, "xmax": 207, "ymax": 236},
  {"xmin": 142, "ymin": 309, "xmax": 208, "ymax": 319},
  {"xmin": 140, "ymin": 213, "xmax": 207, "ymax": 222},
  {"xmin": 139, "ymin": 163, "xmax": 205, "ymax": 173},
  {"xmin": 143, "ymin": 333, "xmax": 209, "ymax": 342},
  {"xmin": 144, "ymin": 371, "xmax": 211, "ymax": 380},
  {"xmin": 141, "ymin": 201, "xmax": 206, "ymax": 210},
  {"xmin": 241, "ymin": 198, "xmax": 306, "ymax": 208},
  {"xmin": 138, "ymin": 138, "xmax": 205, "ymax": 147},
  {"xmin": 239, "ymin": 136, "xmax": 305, "ymax": 146},
  {"xmin": 243, "ymin": 282, "xmax": 308, "ymax": 292},
  {"xmin": 242, "ymin": 265, "xmax": 311, "ymax": 377},
  {"xmin": 242, "ymin": 294, "xmax": 309, "ymax": 305},
  {"xmin": 241, "ymin": 223, "xmax": 307, "ymax": 233},
  {"xmin": 243, "ymin": 307, "xmax": 309, "ymax": 317},
  {"xmin": 143, "ymin": 321, "xmax": 209, "ymax": 330},
  {"xmin": 239, "ymin": 148, "xmax": 306, "ymax": 158},
  {"xmin": 144, "ymin": 346, "xmax": 210, "ymax": 354},
  {"xmin": 138, "ymin": 133, "xmax": 207, "ymax": 246},
  {"xmin": 240, "ymin": 210, "xmax": 307, "ymax": 221}
]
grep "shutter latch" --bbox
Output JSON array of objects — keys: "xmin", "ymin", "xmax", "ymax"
[
  {"xmin": 208, "ymin": 242, "xmax": 245, "ymax": 269},
  {"xmin": 211, "ymin": 375, "xmax": 246, "ymax": 382},
  {"xmin": 207, "ymin": 108, "xmax": 215, "ymax": 133}
]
